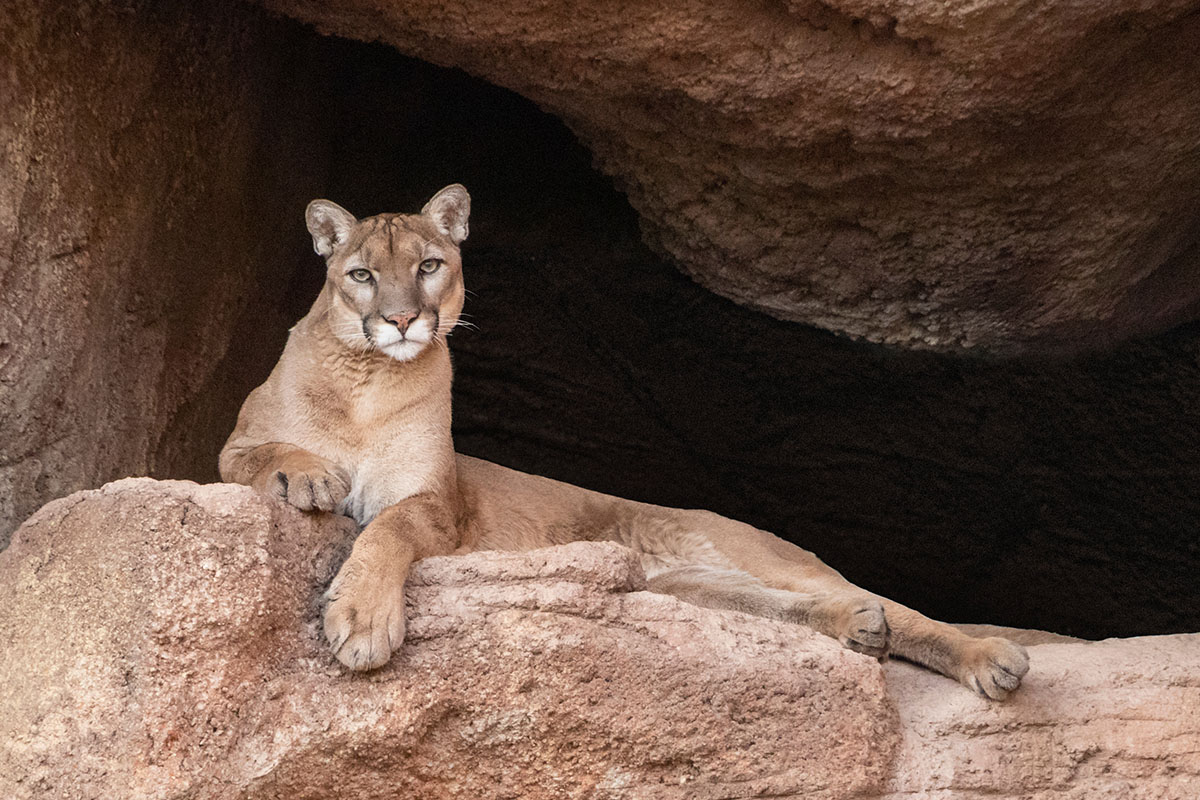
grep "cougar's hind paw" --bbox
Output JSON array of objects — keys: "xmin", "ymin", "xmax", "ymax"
[
  {"xmin": 839, "ymin": 601, "xmax": 891, "ymax": 660},
  {"xmin": 961, "ymin": 637, "xmax": 1030, "ymax": 701}
]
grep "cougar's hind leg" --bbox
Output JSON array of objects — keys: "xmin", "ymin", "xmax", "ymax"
[
  {"xmin": 666, "ymin": 510, "xmax": 1030, "ymax": 700},
  {"xmin": 644, "ymin": 561, "xmax": 891, "ymax": 659},
  {"xmin": 769, "ymin": 572, "xmax": 1030, "ymax": 700},
  {"xmin": 851, "ymin": 592, "xmax": 1029, "ymax": 700}
]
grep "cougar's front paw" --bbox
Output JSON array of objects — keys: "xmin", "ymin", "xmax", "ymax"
[
  {"xmin": 267, "ymin": 459, "xmax": 350, "ymax": 513},
  {"xmin": 323, "ymin": 558, "xmax": 406, "ymax": 671},
  {"xmin": 960, "ymin": 636, "xmax": 1029, "ymax": 701}
]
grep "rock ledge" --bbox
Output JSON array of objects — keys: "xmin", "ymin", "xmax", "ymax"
[{"xmin": 1, "ymin": 479, "xmax": 1196, "ymax": 798}]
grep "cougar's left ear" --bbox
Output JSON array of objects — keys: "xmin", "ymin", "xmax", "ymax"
[
  {"xmin": 306, "ymin": 200, "xmax": 356, "ymax": 257},
  {"xmin": 421, "ymin": 184, "xmax": 470, "ymax": 245}
]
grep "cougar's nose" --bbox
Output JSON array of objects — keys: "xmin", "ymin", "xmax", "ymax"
[{"xmin": 383, "ymin": 311, "xmax": 419, "ymax": 334}]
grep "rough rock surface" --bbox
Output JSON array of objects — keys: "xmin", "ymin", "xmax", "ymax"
[
  {"xmin": 0, "ymin": 0, "xmax": 329, "ymax": 540},
  {"xmin": 0, "ymin": 480, "xmax": 898, "ymax": 799},
  {"xmin": 2, "ymin": 479, "xmax": 1197, "ymax": 799},
  {"xmin": 261, "ymin": 0, "xmax": 1200, "ymax": 352},
  {"xmin": 883, "ymin": 641, "xmax": 1200, "ymax": 799}
]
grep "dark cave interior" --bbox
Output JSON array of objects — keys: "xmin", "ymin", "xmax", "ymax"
[
  {"xmin": 173, "ymin": 27, "xmax": 1200, "ymax": 640},
  {"xmin": 8, "ymin": 4, "xmax": 1199, "ymax": 641}
]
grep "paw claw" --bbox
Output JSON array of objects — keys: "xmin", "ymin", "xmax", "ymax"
[{"xmin": 328, "ymin": 626, "xmax": 350, "ymax": 654}]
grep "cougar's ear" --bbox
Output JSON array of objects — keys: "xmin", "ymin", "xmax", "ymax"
[
  {"xmin": 305, "ymin": 200, "xmax": 356, "ymax": 257},
  {"xmin": 421, "ymin": 184, "xmax": 471, "ymax": 245}
]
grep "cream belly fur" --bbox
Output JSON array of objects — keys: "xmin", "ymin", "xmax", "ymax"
[{"xmin": 220, "ymin": 186, "xmax": 1030, "ymax": 700}]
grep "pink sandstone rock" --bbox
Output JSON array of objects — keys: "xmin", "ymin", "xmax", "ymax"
[
  {"xmin": 0, "ymin": 479, "xmax": 1196, "ymax": 798},
  {"xmin": 882, "ymin": 636, "xmax": 1200, "ymax": 799},
  {"xmin": 0, "ymin": 479, "xmax": 897, "ymax": 799}
]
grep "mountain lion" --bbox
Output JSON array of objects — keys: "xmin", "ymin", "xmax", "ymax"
[{"xmin": 219, "ymin": 185, "xmax": 1029, "ymax": 699}]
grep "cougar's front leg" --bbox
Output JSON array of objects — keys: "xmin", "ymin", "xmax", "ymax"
[
  {"xmin": 323, "ymin": 494, "xmax": 457, "ymax": 671},
  {"xmin": 219, "ymin": 442, "xmax": 350, "ymax": 513}
]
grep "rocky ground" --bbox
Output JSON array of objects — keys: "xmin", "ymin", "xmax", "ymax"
[{"xmin": 2, "ymin": 479, "xmax": 1196, "ymax": 799}]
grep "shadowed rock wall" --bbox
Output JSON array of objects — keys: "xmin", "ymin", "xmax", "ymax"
[{"xmin": 0, "ymin": 0, "xmax": 331, "ymax": 537}]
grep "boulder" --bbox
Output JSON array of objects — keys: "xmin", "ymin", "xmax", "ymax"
[
  {"xmin": 883, "ymin": 638, "xmax": 1200, "ymax": 799},
  {"xmin": 1, "ymin": 479, "xmax": 1197, "ymax": 798},
  {"xmin": 0, "ymin": 479, "xmax": 897, "ymax": 799}
]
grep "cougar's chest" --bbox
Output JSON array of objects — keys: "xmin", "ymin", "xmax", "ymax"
[
  {"xmin": 288, "ymin": 342, "xmax": 454, "ymax": 526},
  {"xmin": 332, "ymin": 379, "xmax": 452, "ymax": 526}
]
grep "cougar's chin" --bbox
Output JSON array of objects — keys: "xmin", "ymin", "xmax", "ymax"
[{"xmin": 379, "ymin": 339, "xmax": 429, "ymax": 362}]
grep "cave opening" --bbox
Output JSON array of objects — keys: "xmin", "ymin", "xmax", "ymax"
[{"xmin": 5, "ymin": 1, "xmax": 1198, "ymax": 641}]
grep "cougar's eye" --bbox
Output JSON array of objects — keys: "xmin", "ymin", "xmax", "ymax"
[
  {"xmin": 418, "ymin": 258, "xmax": 442, "ymax": 275},
  {"xmin": 348, "ymin": 268, "xmax": 373, "ymax": 283}
]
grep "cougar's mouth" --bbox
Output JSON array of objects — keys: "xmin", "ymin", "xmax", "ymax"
[{"xmin": 380, "ymin": 338, "xmax": 430, "ymax": 362}]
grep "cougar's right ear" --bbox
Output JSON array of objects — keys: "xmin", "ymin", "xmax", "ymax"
[
  {"xmin": 421, "ymin": 184, "xmax": 471, "ymax": 244},
  {"xmin": 305, "ymin": 200, "xmax": 356, "ymax": 257}
]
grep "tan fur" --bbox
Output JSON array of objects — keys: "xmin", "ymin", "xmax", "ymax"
[{"xmin": 220, "ymin": 187, "xmax": 1030, "ymax": 698}]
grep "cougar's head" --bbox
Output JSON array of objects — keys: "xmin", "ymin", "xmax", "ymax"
[{"xmin": 305, "ymin": 184, "xmax": 470, "ymax": 362}]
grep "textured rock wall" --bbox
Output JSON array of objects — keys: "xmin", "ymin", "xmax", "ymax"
[
  {"xmin": 260, "ymin": 0, "xmax": 1200, "ymax": 352},
  {"xmin": 1, "ymin": 480, "xmax": 1196, "ymax": 799},
  {"xmin": 0, "ymin": 0, "xmax": 330, "ymax": 540}
]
